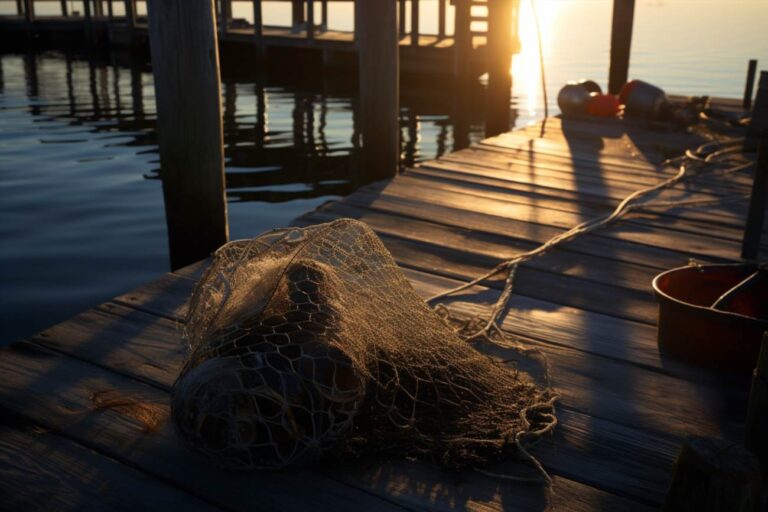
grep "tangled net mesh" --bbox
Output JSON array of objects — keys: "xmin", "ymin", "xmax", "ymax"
[{"xmin": 172, "ymin": 218, "xmax": 556, "ymax": 478}]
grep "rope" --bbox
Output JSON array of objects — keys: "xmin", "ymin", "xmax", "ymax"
[
  {"xmin": 427, "ymin": 137, "xmax": 753, "ymax": 484},
  {"xmin": 530, "ymin": 0, "xmax": 549, "ymax": 136},
  {"xmin": 428, "ymin": 138, "xmax": 754, "ymax": 339}
]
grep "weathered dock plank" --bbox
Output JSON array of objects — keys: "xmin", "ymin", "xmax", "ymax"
[
  {"xmin": 1, "ymin": 113, "xmax": 760, "ymax": 511},
  {"xmin": 0, "ymin": 423, "xmax": 223, "ymax": 512}
]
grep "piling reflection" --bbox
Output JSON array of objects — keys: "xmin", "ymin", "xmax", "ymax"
[
  {"xmin": 4, "ymin": 48, "xmax": 497, "ymax": 270},
  {"xmin": 8, "ymin": 49, "xmax": 492, "ymax": 203}
]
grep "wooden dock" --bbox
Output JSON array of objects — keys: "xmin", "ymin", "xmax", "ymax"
[
  {"xmin": 1, "ymin": 104, "xmax": 766, "ymax": 510},
  {"xmin": 0, "ymin": 0, "xmax": 514, "ymax": 77}
]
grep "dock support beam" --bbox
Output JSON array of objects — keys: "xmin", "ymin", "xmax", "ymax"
[
  {"xmin": 746, "ymin": 333, "xmax": 768, "ymax": 470},
  {"xmin": 307, "ymin": 0, "xmax": 315, "ymax": 41},
  {"xmin": 742, "ymin": 131, "xmax": 767, "ymax": 260},
  {"xmin": 84, "ymin": 0, "xmax": 94, "ymax": 42},
  {"xmin": 453, "ymin": 0, "xmax": 472, "ymax": 83},
  {"xmin": 356, "ymin": 0, "xmax": 399, "ymax": 180},
  {"xmin": 663, "ymin": 437, "xmax": 762, "ymax": 512},
  {"xmin": 292, "ymin": 0, "xmax": 305, "ymax": 33},
  {"xmin": 437, "ymin": 0, "xmax": 446, "ymax": 39},
  {"xmin": 220, "ymin": 0, "xmax": 230, "ymax": 37},
  {"xmin": 147, "ymin": 0, "xmax": 229, "ymax": 269},
  {"xmin": 486, "ymin": 0, "xmax": 513, "ymax": 136},
  {"xmin": 744, "ymin": 60, "xmax": 758, "ymax": 111},
  {"xmin": 23, "ymin": 0, "xmax": 34, "ymax": 27},
  {"xmin": 608, "ymin": 0, "xmax": 635, "ymax": 95},
  {"xmin": 253, "ymin": 0, "xmax": 264, "ymax": 54},
  {"xmin": 124, "ymin": 0, "xmax": 137, "ymax": 44}
]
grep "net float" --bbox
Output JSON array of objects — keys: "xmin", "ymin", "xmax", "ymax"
[
  {"xmin": 557, "ymin": 83, "xmax": 592, "ymax": 115},
  {"xmin": 620, "ymin": 79, "xmax": 670, "ymax": 118},
  {"xmin": 586, "ymin": 93, "xmax": 620, "ymax": 117}
]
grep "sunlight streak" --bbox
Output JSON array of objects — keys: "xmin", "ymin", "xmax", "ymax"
[{"xmin": 512, "ymin": 0, "xmax": 560, "ymax": 119}]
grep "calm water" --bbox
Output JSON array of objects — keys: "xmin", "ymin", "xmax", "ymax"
[{"xmin": 1, "ymin": 0, "xmax": 767, "ymax": 344}]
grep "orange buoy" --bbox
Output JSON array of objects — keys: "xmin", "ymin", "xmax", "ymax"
[
  {"xmin": 586, "ymin": 93, "xmax": 620, "ymax": 117},
  {"xmin": 618, "ymin": 80, "xmax": 638, "ymax": 106}
]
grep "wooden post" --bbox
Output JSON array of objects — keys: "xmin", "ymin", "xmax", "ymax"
[
  {"xmin": 356, "ymin": 0, "xmax": 399, "ymax": 180},
  {"xmin": 16, "ymin": 0, "xmax": 23, "ymax": 16},
  {"xmin": 320, "ymin": 0, "xmax": 327, "ymax": 31},
  {"xmin": 252, "ymin": 0, "xmax": 264, "ymax": 53},
  {"xmin": 485, "ymin": 0, "xmax": 513, "ymax": 136},
  {"xmin": 744, "ymin": 60, "xmax": 757, "ymax": 110},
  {"xmin": 22, "ymin": 0, "xmax": 33, "ymax": 25},
  {"xmin": 749, "ymin": 72, "xmax": 768, "ymax": 142},
  {"xmin": 453, "ymin": 0, "xmax": 472, "ymax": 82},
  {"xmin": 663, "ymin": 437, "xmax": 762, "ymax": 512},
  {"xmin": 742, "ymin": 131, "xmax": 768, "ymax": 260},
  {"xmin": 608, "ymin": 0, "xmax": 635, "ymax": 95},
  {"xmin": 307, "ymin": 0, "xmax": 314, "ymax": 40},
  {"xmin": 94, "ymin": 0, "xmax": 103, "ymax": 17},
  {"xmin": 220, "ymin": 0, "xmax": 230, "ymax": 37},
  {"xmin": 107, "ymin": 0, "xmax": 113, "ymax": 19},
  {"xmin": 83, "ymin": 0, "xmax": 94, "ymax": 41},
  {"xmin": 745, "ymin": 333, "xmax": 768, "ymax": 470},
  {"xmin": 437, "ymin": 0, "xmax": 446, "ymax": 39},
  {"xmin": 292, "ymin": 0, "xmax": 304, "ymax": 32},
  {"xmin": 147, "ymin": 0, "xmax": 229, "ymax": 269},
  {"xmin": 60, "ymin": 0, "xmax": 68, "ymax": 16},
  {"xmin": 125, "ymin": 0, "xmax": 136, "ymax": 29},
  {"xmin": 398, "ymin": 0, "xmax": 405, "ymax": 38},
  {"xmin": 410, "ymin": 0, "xmax": 419, "ymax": 47}
]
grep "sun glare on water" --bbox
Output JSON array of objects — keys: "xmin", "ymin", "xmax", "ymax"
[{"xmin": 512, "ymin": 0, "xmax": 561, "ymax": 119}]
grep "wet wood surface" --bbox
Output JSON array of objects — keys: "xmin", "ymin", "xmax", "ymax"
[{"xmin": 0, "ymin": 107, "xmax": 762, "ymax": 511}]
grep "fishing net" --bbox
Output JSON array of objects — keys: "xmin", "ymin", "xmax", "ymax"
[{"xmin": 172, "ymin": 218, "xmax": 556, "ymax": 477}]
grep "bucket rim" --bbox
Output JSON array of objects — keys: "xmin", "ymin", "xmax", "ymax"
[{"xmin": 651, "ymin": 263, "xmax": 768, "ymax": 327}]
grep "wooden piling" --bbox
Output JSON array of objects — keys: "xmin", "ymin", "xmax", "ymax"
[
  {"xmin": 60, "ymin": 0, "xmax": 68, "ymax": 16},
  {"xmin": 453, "ymin": 0, "xmax": 472, "ymax": 83},
  {"xmin": 663, "ymin": 437, "xmax": 762, "ymax": 512},
  {"xmin": 745, "ymin": 333, "xmax": 768, "ymax": 470},
  {"xmin": 485, "ymin": 0, "xmax": 513, "ymax": 137},
  {"xmin": 356, "ymin": 0, "xmax": 399, "ymax": 180},
  {"xmin": 437, "ymin": 0, "xmax": 446, "ymax": 39},
  {"xmin": 83, "ymin": 0, "xmax": 94, "ymax": 41},
  {"xmin": 220, "ymin": 0, "xmax": 231, "ymax": 37},
  {"xmin": 743, "ymin": 60, "xmax": 757, "ymax": 110},
  {"xmin": 22, "ymin": 0, "xmax": 33, "ymax": 26},
  {"xmin": 292, "ymin": 0, "xmax": 305, "ymax": 32},
  {"xmin": 741, "ymin": 131, "xmax": 767, "ymax": 260},
  {"xmin": 411, "ymin": 0, "xmax": 419, "ymax": 47},
  {"xmin": 320, "ymin": 0, "xmax": 328, "ymax": 31},
  {"xmin": 124, "ymin": 0, "xmax": 136, "ymax": 42},
  {"xmin": 307, "ymin": 0, "xmax": 315, "ymax": 41},
  {"xmin": 398, "ymin": 0, "xmax": 406, "ymax": 38},
  {"xmin": 147, "ymin": 0, "xmax": 229, "ymax": 269},
  {"xmin": 608, "ymin": 0, "xmax": 635, "ymax": 95},
  {"xmin": 252, "ymin": 0, "xmax": 264, "ymax": 53},
  {"xmin": 749, "ymin": 72, "xmax": 768, "ymax": 142}
]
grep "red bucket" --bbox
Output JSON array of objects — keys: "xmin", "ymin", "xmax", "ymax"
[{"xmin": 652, "ymin": 264, "xmax": 768, "ymax": 374}]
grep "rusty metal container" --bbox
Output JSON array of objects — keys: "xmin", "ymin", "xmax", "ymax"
[{"xmin": 652, "ymin": 264, "xmax": 768, "ymax": 374}]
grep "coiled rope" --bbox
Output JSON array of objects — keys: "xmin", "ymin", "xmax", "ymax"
[
  {"xmin": 428, "ymin": 138, "xmax": 753, "ymax": 337},
  {"xmin": 426, "ymin": 137, "xmax": 753, "ymax": 484}
]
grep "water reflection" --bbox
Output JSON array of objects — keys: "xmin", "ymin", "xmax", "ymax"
[
  {"xmin": 0, "ymin": 47, "xmax": 493, "ymax": 343},
  {"xmin": 7, "ymin": 49, "xmax": 494, "ymax": 206}
]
